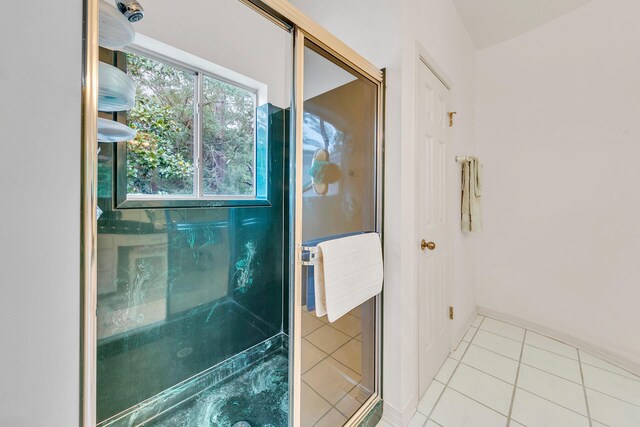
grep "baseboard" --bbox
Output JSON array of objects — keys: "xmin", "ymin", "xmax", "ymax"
[
  {"xmin": 381, "ymin": 401, "xmax": 402, "ymax": 426},
  {"xmin": 452, "ymin": 307, "xmax": 478, "ymax": 350},
  {"xmin": 401, "ymin": 393, "xmax": 420, "ymax": 426},
  {"xmin": 477, "ymin": 306, "xmax": 640, "ymax": 377},
  {"xmin": 389, "ymin": 309, "xmax": 476, "ymax": 427}
]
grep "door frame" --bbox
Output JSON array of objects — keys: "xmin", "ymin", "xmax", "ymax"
[{"xmin": 413, "ymin": 42, "xmax": 456, "ymax": 398}]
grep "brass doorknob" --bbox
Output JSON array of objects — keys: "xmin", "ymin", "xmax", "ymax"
[{"xmin": 421, "ymin": 240, "xmax": 436, "ymax": 251}]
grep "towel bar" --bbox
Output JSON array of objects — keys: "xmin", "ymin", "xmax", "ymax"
[
  {"xmin": 299, "ymin": 232, "xmax": 381, "ymax": 266},
  {"xmin": 300, "ymin": 245, "xmax": 319, "ymax": 266},
  {"xmin": 455, "ymin": 155, "xmax": 478, "ymax": 163}
]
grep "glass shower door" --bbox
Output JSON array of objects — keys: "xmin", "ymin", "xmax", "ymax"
[
  {"xmin": 292, "ymin": 38, "xmax": 382, "ymax": 426},
  {"xmin": 92, "ymin": 1, "xmax": 293, "ymax": 425}
]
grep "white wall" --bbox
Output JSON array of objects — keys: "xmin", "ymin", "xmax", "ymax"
[
  {"xmin": 289, "ymin": 1, "xmax": 478, "ymax": 424},
  {"xmin": 134, "ymin": 0, "xmax": 292, "ymax": 108},
  {"xmin": 0, "ymin": 1, "xmax": 82, "ymax": 426},
  {"xmin": 476, "ymin": 0, "xmax": 640, "ymax": 369}
]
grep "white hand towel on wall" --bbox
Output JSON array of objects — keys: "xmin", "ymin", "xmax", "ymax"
[
  {"xmin": 313, "ymin": 233, "xmax": 383, "ymax": 322},
  {"xmin": 461, "ymin": 157, "xmax": 483, "ymax": 232}
]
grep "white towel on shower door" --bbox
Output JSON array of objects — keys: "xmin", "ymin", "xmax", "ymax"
[{"xmin": 313, "ymin": 233, "xmax": 383, "ymax": 322}]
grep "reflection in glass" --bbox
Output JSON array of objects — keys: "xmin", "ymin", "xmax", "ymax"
[
  {"xmin": 303, "ymin": 112, "xmax": 343, "ymax": 197},
  {"xmin": 300, "ymin": 43, "xmax": 378, "ymax": 426}
]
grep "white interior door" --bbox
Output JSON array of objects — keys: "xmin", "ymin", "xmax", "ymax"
[{"xmin": 417, "ymin": 59, "xmax": 452, "ymax": 396}]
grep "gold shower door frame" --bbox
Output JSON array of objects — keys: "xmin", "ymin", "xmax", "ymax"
[
  {"xmin": 288, "ymin": 27, "xmax": 385, "ymax": 427},
  {"xmin": 80, "ymin": 1, "xmax": 384, "ymax": 425}
]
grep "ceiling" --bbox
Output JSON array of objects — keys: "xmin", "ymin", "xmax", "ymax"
[{"xmin": 451, "ymin": 0, "xmax": 592, "ymax": 49}]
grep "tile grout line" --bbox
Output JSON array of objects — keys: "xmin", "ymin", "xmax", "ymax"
[
  {"xmin": 438, "ymin": 366, "xmax": 595, "ymax": 420},
  {"xmin": 523, "ymin": 342, "xmax": 580, "ymax": 362},
  {"xmin": 476, "ymin": 327, "xmax": 526, "ymax": 344},
  {"xmin": 312, "ymin": 406, "xmax": 335, "ymax": 426},
  {"xmin": 302, "ymin": 378, "xmax": 335, "ymax": 414},
  {"xmin": 478, "ymin": 320, "xmax": 590, "ymax": 365},
  {"xmin": 581, "ymin": 361, "xmax": 640, "ymax": 383},
  {"xmin": 480, "ymin": 322, "xmax": 640, "ymax": 409},
  {"xmin": 416, "ymin": 317, "xmax": 634, "ymax": 427},
  {"xmin": 468, "ymin": 341, "xmax": 521, "ymax": 362},
  {"xmin": 470, "ymin": 339, "xmax": 589, "ymax": 383},
  {"xmin": 304, "ymin": 330, "xmax": 360, "ymax": 375},
  {"xmin": 578, "ymin": 349, "xmax": 593, "ymax": 427},
  {"xmin": 584, "ymin": 385, "xmax": 640, "ymax": 410},
  {"xmin": 435, "ymin": 386, "xmax": 514, "ymax": 421},
  {"xmin": 305, "ymin": 355, "xmax": 362, "ymax": 411},
  {"xmin": 428, "ymin": 369, "xmax": 593, "ymax": 423},
  {"xmin": 302, "ymin": 338, "xmax": 330, "ymax": 374},
  {"xmin": 423, "ymin": 316, "xmax": 486, "ymax": 425},
  {"xmin": 478, "ymin": 316, "xmax": 530, "ymax": 341},
  {"xmin": 513, "ymin": 385, "xmax": 594, "ymax": 418},
  {"xmin": 305, "ymin": 374, "xmax": 363, "ymax": 424},
  {"xmin": 456, "ymin": 359, "xmax": 515, "ymax": 385},
  {"xmin": 506, "ymin": 329, "xmax": 527, "ymax": 427},
  {"xmin": 518, "ymin": 360, "xmax": 584, "ymax": 386},
  {"xmin": 480, "ymin": 315, "xmax": 640, "ymax": 381},
  {"xmin": 302, "ymin": 312, "xmax": 326, "ymax": 336},
  {"xmin": 303, "ymin": 321, "xmax": 364, "ymax": 423},
  {"xmin": 428, "ymin": 322, "xmax": 587, "ymax": 425},
  {"xmin": 480, "ymin": 315, "xmax": 580, "ymax": 354},
  {"xmin": 423, "ymin": 317, "xmax": 593, "ymax": 426},
  {"xmin": 332, "ymin": 382, "xmax": 362, "ymax": 419},
  {"xmin": 436, "ymin": 374, "xmax": 593, "ymax": 422}
]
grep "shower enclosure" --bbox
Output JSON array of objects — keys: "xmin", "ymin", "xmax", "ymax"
[{"xmin": 81, "ymin": 1, "xmax": 384, "ymax": 426}]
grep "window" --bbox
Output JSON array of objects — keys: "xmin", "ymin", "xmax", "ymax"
[
  {"xmin": 117, "ymin": 47, "xmax": 267, "ymax": 208},
  {"xmin": 126, "ymin": 53, "xmax": 196, "ymax": 196}
]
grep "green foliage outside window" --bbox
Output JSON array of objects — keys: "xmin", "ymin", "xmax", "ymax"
[
  {"xmin": 202, "ymin": 75, "xmax": 256, "ymax": 196},
  {"xmin": 125, "ymin": 52, "xmax": 256, "ymax": 197}
]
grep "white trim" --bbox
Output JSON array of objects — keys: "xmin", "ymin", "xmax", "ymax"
[
  {"xmin": 402, "ymin": 394, "xmax": 420, "ymax": 426},
  {"xmin": 415, "ymin": 42, "xmax": 454, "ymax": 91},
  {"xmin": 452, "ymin": 307, "xmax": 478, "ymax": 350},
  {"xmin": 381, "ymin": 401, "xmax": 402, "ymax": 426},
  {"xmin": 477, "ymin": 306, "xmax": 640, "ymax": 377},
  {"xmin": 130, "ymin": 33, "xmax": 268, "ymax": 105}
]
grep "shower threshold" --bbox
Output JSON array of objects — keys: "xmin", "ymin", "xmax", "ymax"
[{"xmin": 99, "ymin": 334, "xmax": 288, "ymax": 427}]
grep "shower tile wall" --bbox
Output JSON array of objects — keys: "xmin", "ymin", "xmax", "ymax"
[{"xmin": 96, "ymin": 106, "xmax": 288, "ymax": 423}]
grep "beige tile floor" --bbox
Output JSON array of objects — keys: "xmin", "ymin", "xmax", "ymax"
[
  {"xmin": 377, "ymin": 315, "xmax": 640, "ymax": 427},
  {"xmin": 301, "ymin": 306, "xmax": 372, "ymax": 426}
]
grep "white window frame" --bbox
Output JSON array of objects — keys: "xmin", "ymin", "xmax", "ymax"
[{"xmin": 123, "ymin": 33, "xmax": 268, "ymax": 202}]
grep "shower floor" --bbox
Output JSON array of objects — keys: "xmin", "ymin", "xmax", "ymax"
[
  {"xmin": 150, "ymin": 351, "xmax": 288, "ymax": 427},
  {"xmin": 97, "ymin": 299, "xmax": 280, "ymax": 422},
  {"xmin": 99, "ymin": 333, "xmax": 288, "ymax": 427}
]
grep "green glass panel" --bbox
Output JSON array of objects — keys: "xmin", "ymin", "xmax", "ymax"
[{"xmin": 96, "ymin": 105, "xmax": 287, "ymax": 424}]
